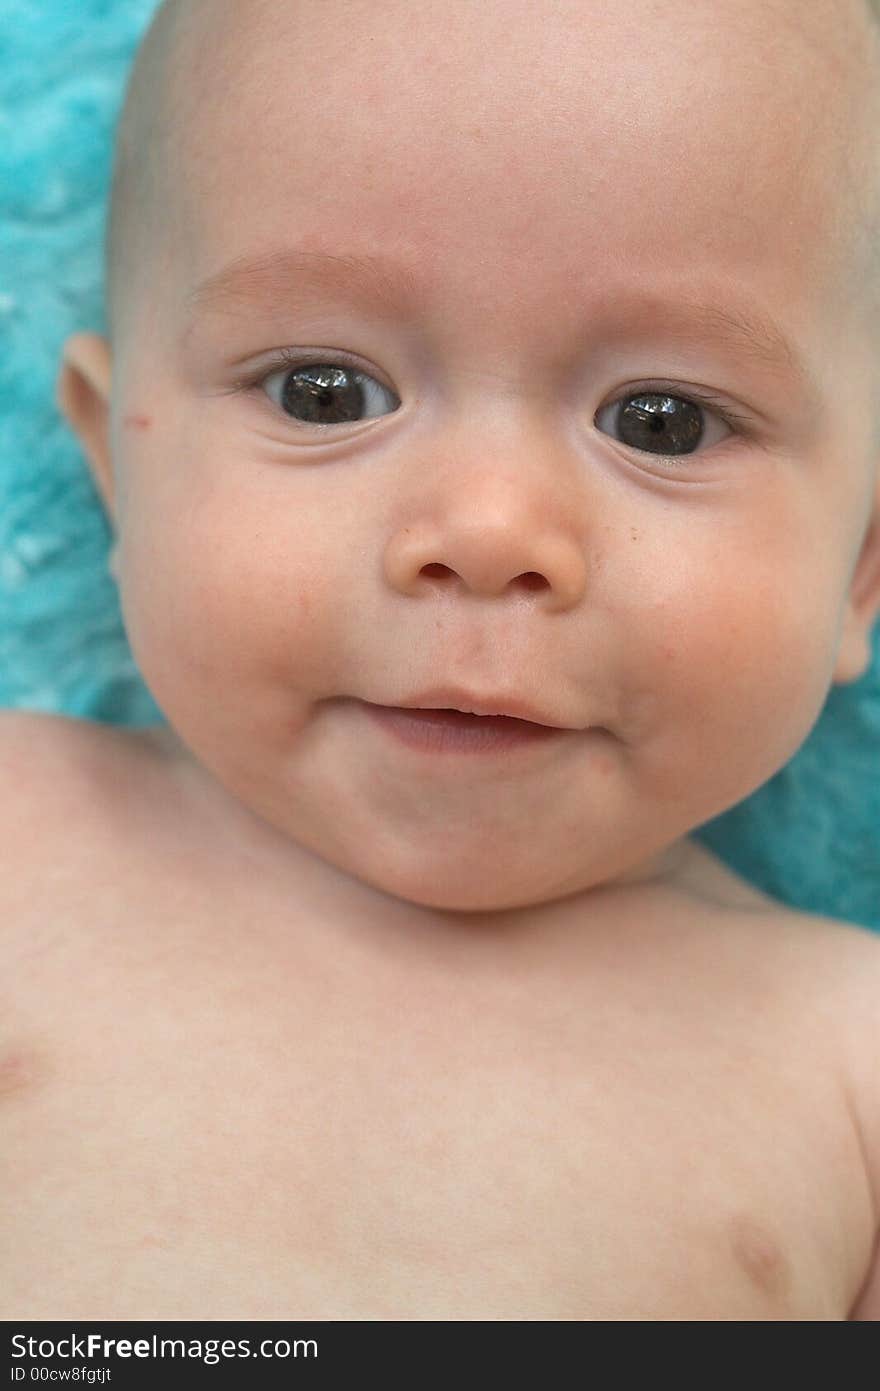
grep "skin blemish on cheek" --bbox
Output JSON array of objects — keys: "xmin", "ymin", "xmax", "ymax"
[{"xmin": 124, "ymin": 413, "xmax": 153, "ymax": 432}]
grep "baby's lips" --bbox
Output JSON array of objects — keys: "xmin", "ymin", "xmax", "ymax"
[{"xmin": 390, "ymin": 686, "xmax": 575, "ymax": 728}]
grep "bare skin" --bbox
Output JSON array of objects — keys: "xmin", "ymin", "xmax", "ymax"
[
  {"xmin": 1, "ymin": 713, "xmax": 878, "ymax": 1320},
  {"xmin": 10, "ymin": 0, "xmax": 880, "ymax": 1320}
]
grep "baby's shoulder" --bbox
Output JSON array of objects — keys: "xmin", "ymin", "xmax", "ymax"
[
  {"xmin": 819, "ymin": 909, "xmax": 880, "ymax": 1136},
  {"xmin": 0, "ymin": 710, "xmax": 143, "ymax": 1074},
  {"xmin": 0, "ymin": 705, "xmax": 126, "ymax": 767},
  {"xmin": 0, "ymin": 708, "xmax": 138, "ymax": 846},
  {"xmin": 777, "ymin": 902, "xmax": 880, "ymax": 1051},
  {"xmin": 744, "ymin": 898, "xmax": 880, "ymax": 1075},
  {"xmin": 0, "ymin": 710, "xmax": 147, "ymax": 960}
]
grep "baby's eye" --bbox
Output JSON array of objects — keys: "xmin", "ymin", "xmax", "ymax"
[
  {"xmin": 593, "ymin": 390, "xmax": 735, "ymax": 459},
  {"xmin": 263, "ymin": 360, "xmax": 401, "ymax": 427}
]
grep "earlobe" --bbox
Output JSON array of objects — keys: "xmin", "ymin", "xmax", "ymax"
[
  {"xmin": 832, "ymin": 488, "xmax": 880, "ymax": 686},
  {"xmin": 832, "ymin": 614, "xmax": 874, "ymax": 686},
  {"xmin": 56, "ymin": 332, "xmax": 115, "ymax": 517}
]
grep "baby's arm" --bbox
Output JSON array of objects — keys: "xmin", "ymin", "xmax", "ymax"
[
  {"xmin": 850, "ymin": 1112, "xmax": 880, "ymax": 1318},
  {"xmin": 845, "ymin": 940, "xmax": 880, "ymax": 1321},
  {"xmin": 852, "ymin": 1246, "xmax": 880, "ymax": 1319}
]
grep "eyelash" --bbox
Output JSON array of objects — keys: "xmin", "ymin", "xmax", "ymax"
[
  {"xmin": 230, "ymin": 347, "xmax": 370, "ymax": 396},
  {"xmin": 229, "ymin": 348, "xmax": 755, "ymax": 445}
]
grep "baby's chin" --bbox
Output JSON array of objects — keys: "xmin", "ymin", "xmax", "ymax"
[
  {"xmin": 347, "ymin": 863, "xmax": 576, "ymax": 918},
  {"xmin": 145, "ymin": 722, "xmax": 685, "ymax": 918},
  {"xmin": 300, "ymin": 822, "xmax": 683, "ymax": 921}
]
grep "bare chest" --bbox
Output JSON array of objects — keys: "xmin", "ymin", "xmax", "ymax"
[{"xmin": 1, "ymin": 865, "xmax": 867, "ymax": 1321}]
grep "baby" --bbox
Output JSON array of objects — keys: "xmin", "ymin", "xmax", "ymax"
[{"xmin": 3, "ymin": 0, "xmax": 880, "ymax": 1320}]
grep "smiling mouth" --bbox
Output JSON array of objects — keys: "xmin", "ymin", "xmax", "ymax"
[
  {"xmin": 398, "ymin": 707, "xmax": 543, "ymax": 726},
  {"xmin": 360, "ymin": 701, "xmax": 572, "ymax": 754}
]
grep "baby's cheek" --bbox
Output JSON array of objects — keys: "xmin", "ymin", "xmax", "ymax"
[
  {"xmin": 603, "ymin": 500, "xmax": 837, "ymax": 812},
  {"xmin": 117, "ymin": 487, "xmax": 345, "ymax": 712},
  {"xmin": 659, "ymin": 548, "xmax": 840, "ymax": 773}
]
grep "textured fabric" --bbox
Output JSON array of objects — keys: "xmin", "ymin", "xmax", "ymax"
[{"xmin": 1, "ymin": 0, "xmax": 878, "ymax": 930}]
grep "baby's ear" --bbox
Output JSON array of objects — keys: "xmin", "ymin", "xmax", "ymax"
[
  {"xmin": 832, "ymin": 479, "xmax": 880, "ymax": 685},
  {"xmin": 56, "ymin": 332, "xmax": 115, "ymax": 518}
]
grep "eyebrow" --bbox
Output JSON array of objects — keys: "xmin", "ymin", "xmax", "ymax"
[
  {"xmin": 183, "ymin": 247, "xmax": 815, "ymax": 389},
  {"xmin": 670, "ymin": 300, "xmax": 813, "ymax": 387},
  {"xmin": 185, "ymin": 249, "xmax": 422, "ymax": 326}
]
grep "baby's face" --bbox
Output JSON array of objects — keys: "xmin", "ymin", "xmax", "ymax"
[{"xmin": 65, "ymin": 0, "xmax": 880, "ymax": 914}]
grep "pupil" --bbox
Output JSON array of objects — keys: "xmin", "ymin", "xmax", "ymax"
[
  {"xmin": 282, "ymin": 366, "xmax": 364, "ymax": 424},
  {"xmin": 619, "ymin": 394, "xmax": 703, "ymax": 455}
]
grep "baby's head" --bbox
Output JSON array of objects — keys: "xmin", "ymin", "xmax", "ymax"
[{"xmin": 58, "ymin": 0, "xmax": 880, "ymax": 916}]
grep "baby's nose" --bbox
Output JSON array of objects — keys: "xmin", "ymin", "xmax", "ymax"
[{"xmin": 382, "ymin": 518, "xmax": 587, "ymax": 609}]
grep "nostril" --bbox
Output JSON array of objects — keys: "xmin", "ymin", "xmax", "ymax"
[{"xmin": 420, "ymin": 565, "xmax": 549, "ymax": 590}]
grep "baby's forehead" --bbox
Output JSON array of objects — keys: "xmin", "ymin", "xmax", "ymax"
[
  {"xmin": 170, "ymin": 0, "xmax": 876, "ymax": 199},
  {"xmin": 118, "ymin": 0, "xmax": 880, "ymax": 362},
  {"xmin": 173, "ymin": 0, "xmax": 876, "ymax": 99},
  {"xmin": 175, "ymin": 5, "xmax": 871, "ymax": 238}
]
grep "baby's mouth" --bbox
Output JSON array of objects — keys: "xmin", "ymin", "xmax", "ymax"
[
  {"xmin": 397, "ymin": 707, "xmax": 541, "ymax": 726},
  {"xmin": 384, "ymin": 687, "xmax": 573, "ymax": 728},
  {"xmin": 359, "ymin": 701, "xmax": 571, "ymax": 754}
]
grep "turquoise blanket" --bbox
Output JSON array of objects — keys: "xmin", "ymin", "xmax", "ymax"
[{"xmin": 1, "ymin": 0, "xmax": 878, "ymax": 930}]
